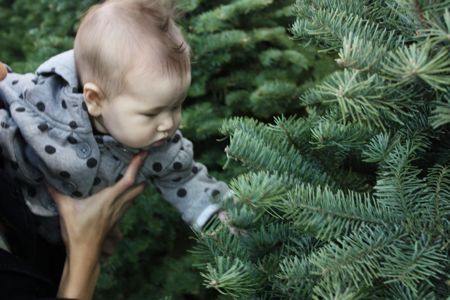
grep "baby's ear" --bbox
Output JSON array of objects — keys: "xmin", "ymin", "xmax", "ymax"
[{"xmin": 83, "ymin": 82, "xmax": 105, "ymax": 117}]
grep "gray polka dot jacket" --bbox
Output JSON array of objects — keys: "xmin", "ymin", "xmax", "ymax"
[{"xmin": 0, "ymin": 50, "xmax": 230, "ymax": 240}]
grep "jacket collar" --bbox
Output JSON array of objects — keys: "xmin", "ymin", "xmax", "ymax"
[{"xmin": 36, "ymin": 49, "xmax": 80, "ymax": 90}]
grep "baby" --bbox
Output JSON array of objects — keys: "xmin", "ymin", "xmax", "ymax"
[{"xmin": 0, "ymin": 0, "xmax": 230, "ymax": 242}]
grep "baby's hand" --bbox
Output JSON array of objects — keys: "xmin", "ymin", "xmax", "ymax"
[{"xmin": 217, "ymin": 209, "xmax": 239, "ymax": 235}]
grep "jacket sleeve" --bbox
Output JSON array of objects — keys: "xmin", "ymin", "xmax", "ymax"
[{"xmin": 147, "ymin": 131, "xmax": 231, "ymax": 231}]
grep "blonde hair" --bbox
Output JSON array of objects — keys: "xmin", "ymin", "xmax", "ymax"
[{"xmin": 74, "ymin": 0, "xmax": 191, "ymax": 98}]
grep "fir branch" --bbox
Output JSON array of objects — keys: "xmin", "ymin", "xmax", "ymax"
[
  {"xmin": 381, "ymin": 281, "xmax": 436, "ymax": 300},
  {"xmin": 362, "ymin": 133, "xmax": 398, "ymax": 164},
  {"xmin": 201, "ymin": 256, "xmax": 263, "ymax": 298},
  {"xmin": 282, "ymin": 184, "xmax": 391, "ymax": 240},
  {"xmin": 192, "ymin": 0, "xmax": 274, "ymax": 33},
  {"xmin": 251, "ymin": 27, "xmax": 296, "ymax": 48},
  {"xmin": 300, "ymin": 69, "xmax": 414, "ymax": 129},
  {"xmin": 191, "ymin": 218, "xmax": 248, "ymax": 266},
  {"xmin": 309, "ymin": 117, "xmax": 373, "ymax": 157},
  {"xmin": 374, "ymin": 141, "xmax": 429, "ymax": 230},
  {"xmin": 242, "ymin": 223, "xmax": 290, "ymax": 259},
  {"xmin": 310, "ymin": 225, "xmax": 406, "ymax": 289},
  {"xmin": 380, "ymin": 234, "xmax": 447, "ymax": 293},
  {"xmin": 430, "ymin": 92, "xmax": 450, "ymax": 128},
  {"xmin": 229, "ymin": 171, "xmax": 288, "ymax": 217},
  {"xmin": 381, "ymin": 41, "xmax": 450, "ymax": 91},
  {"xmin": 426, "ymin": 164, "xmax": 450, "ymax": 234},
  {"xmin": 271, "ymin": 115, "xmax": 315, "ymax": 156},
  {"xmin": 418, "ymin": 8, "xmax": 450, "ymax": 45},
  {"xmin": 291, "ymin": 4, "xmax": 403, "ymax": 52},
  {"xmin": 191, "ymin": 30, "xmax": 250, "ymax": 54},
  {"xmin": 249, "ymin": 81, "xmax": 299, "ymax": 118},
  {"xmin": 276, "ymin": 255, "xmax": 317, "ymax": 299},
  {"xmin": 221, "ymin": 117, "xmax": 333, "ymax": 186},
  {"xmin": 312, "ymin": 276, "xmax": 370, "ymax": 300}
]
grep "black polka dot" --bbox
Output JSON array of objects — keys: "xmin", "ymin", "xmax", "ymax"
[
  {"xmin": 31, "ymin": 78, "xmax": 37, "ymax": 84},
  {"xmin": 180, "ymin": 147, "xmax": 184, "ymax": 151},
  {"xmin": 19, "ymin": 93, "xmax": 23, "ymax": 99},
  {"xmin": 152, "ymin": 162, "xmax": 162, "ymax": 172},
  {"xmin": 81, "ymin": 102, "xmax": 88, "ymax": 111},
  {"xmin": 72, "ymin": 87, "xmax": 79, "ymax": 93},
  {"xmin": 61, "ymin": 100, "xmax": 67, "ymax": 109},
  {"xmin": 172, "ymin": 177, "xmax": 182, "ymax": 182},
  {"xmin": 15, "ymin": 107, "xmax": 25, "ymax": 112},
  {"xmin": 192, "ymin": 166, "xmax": 199, "ymax": 174},
  {"xmin": 59, "ymin": 171, "xmax": 71, "ymax": 178},
  {"xmin": 36, "ymin": 102, "xmax": 45, "ymax": 112},
  {"xmin": 71, "ymin": 191, "xmax": 82, "ymax": 198},
  {"xmin": 12, "ymin": 80, "xmax": 19, "ymax": 85},
  {"xmin": 212, "ymin": 190, "xmax": 220, "ymax": 197},
  {"xmin": 67, "ymin": 136, "xmax": 77, "ymax": 144},
  {"xmin": 93, "ymin": 177, "xmax": 101, "ymax": 186},
  {"xmin": 69, "ymin": 121, "xmax": 78, "ymax": 129},
  {"xmin": 115, "ymin": 174, "xmax": 123, "ymax": 182},
  {"xmin": 27, "ymin": 187, "xmax": 37, "ymax": 197},
  {"xmin": 44, "ymin": 145, "xmax": 56, "ymax": 154},
  {"xmin": 87, "ymin": 158, "xmax": 97, "ymax": 168},
  {"xmin": 38, "ymin": 123, "xmax": 48, "ymax": 132},
  {"xmin": 173, "ymin": 162, "xmax": 182, "ymax": 170},
  {"xmin": 1, "ymin": 122, "xmax": 9, "ymax": 129},
  {"xmin": 10, "ymin": 161, "xmax": 19, "ymax": 170},
  {"xmin": 171, "ymin": 134, "xmax": 181, "ymax": 143},
  {"xmin": 177, "ymin": 188, "xmax": 187, "ymax": 197}
]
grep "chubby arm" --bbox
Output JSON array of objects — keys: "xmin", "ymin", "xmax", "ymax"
[
  {"xmin": 148, "ymin": 132, "xmax": 231, "ymax": 230},
  {"xmin": 48, "ymin": 151, "xmax": 148, "ymax": 300}
]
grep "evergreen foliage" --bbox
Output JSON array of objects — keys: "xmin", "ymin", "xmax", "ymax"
[
  {"xmin": 194, "ymin": 1, "xmax": 450, "ymax": 299},
  {"xmin": 1, "ymin": 0, "xmax": 331, "ymax": 299}
]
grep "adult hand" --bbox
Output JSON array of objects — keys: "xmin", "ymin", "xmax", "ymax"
[
  {"xmin": 0, "ymin": 62, "xmax": 7, "ymax": 80},
  {"xmin": 47, "ymin": 151, "xmax": 149, "ymax": 300}
]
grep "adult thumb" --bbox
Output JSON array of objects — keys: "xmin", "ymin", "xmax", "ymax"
[{"xmin": 0, "ymin": 63, "xmax": 7, "ymax": 81}]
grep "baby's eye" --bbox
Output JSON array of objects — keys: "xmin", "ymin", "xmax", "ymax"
[{"xmin": 144, "ymin": 113, "xmax": 158, "ymax": 117}]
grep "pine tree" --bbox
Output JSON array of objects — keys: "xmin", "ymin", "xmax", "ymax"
[
  {"xmin": 193, "ymin": 1, "xmax": 450, "ymax": 299},
  {"xmin": 178, "ymin": 0, "xmax": 334, "ymax": 181}
]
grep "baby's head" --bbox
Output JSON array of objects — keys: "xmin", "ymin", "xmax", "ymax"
[{"xmin": 74, "ymin": 0, "xmax": 191, "ymax": 149}]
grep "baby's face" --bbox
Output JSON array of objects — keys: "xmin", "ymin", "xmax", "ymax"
[{"xmin": 96, "ymin": 70, "xmax": 191, "ymax": 149}]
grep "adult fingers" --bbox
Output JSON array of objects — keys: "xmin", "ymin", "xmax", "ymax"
[
  {"xmin": 111, "ymin": 183, "xmax": 146, "ymax": 221},
  {"xmin": 47, "ymin": 185, "xmax": 73, "ymax": 212},
  {"xmin": 0, "ymin": 63, "xmax": 7, "ymax": 81},
  {"xmin": 110, "ymin": 151, "xmax": 148, "ymax": 196}
]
